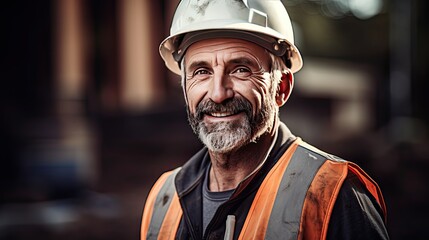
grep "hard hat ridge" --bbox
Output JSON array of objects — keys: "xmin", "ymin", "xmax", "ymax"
[{"xmin": 172, "ymin": 29, "xmax": 290, "ymax": 62}]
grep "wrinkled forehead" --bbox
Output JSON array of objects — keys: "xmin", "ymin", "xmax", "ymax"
[{"xmin": 184, "ymin": 38, "xmax": 270, "ymax": 66}]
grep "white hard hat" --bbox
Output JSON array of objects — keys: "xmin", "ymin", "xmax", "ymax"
[{"xmin": 159, "ymin": 0, "xmax": 303, "ymax": 75}]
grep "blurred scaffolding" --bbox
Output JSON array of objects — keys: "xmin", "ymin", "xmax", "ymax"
[{"xmin": 1, "ymin": 0, "xmax": 428, "ymax": 239}]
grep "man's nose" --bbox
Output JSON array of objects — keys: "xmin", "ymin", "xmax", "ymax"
[{"xmin": 208, "ymin": 73, "xmax": 234, "ymax": 104}]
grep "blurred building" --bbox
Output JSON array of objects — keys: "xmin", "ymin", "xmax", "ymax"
[{"xmin": 1, "ymin": 0, "xmax": 428, "ymax": 239}]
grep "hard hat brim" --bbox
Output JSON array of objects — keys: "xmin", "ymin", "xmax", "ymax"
[{"xmin": 159, "ymin": 22, "xmax": 303, "ymax": 75}]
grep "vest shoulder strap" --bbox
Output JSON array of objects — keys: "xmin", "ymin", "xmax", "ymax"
[
  {"xmin": 239, "ymin": 140, "xmax": 330, "ymax": 239},
  {"xmin": 298, "ymin": 148, "xmax": 349, "ymax": 240},
  {"xmin": 141, "ymin": 167, "xmax": 182, "ymax": 240},
  {"xmin": 266, "ymin": 142, "xmax": 332, "ymax": 240}
]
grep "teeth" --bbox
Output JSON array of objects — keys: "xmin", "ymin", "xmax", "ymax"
[{"xmin": 211, "ymin": 112, "xmax": 234, "ymax": 117}]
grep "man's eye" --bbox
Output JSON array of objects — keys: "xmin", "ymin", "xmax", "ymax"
[
  {"xmin": 194, "ymin": 69, "xmax": 210, "ymax": 75},
  {"xmin": 233, "ymin": 67, "xmax": 251, "ymax": 74}
]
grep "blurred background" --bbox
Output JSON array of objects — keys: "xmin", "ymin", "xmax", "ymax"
[{"xmin": 1, "ymin": 0, "xmax": 428, "ymax": 239}]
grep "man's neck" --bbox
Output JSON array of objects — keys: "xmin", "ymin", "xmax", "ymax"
[{"xmin": 208, "ymin": 130, "xmax": 276, "ymax": 192}]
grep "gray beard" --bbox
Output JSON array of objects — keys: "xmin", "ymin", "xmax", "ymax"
[
  {"xmin": 197, "ymin": 115, "xmax": 252, "ymax": 154},
  {"xmin": 187, "ymin": 96, "xmax": 277, "ymax": 154}
]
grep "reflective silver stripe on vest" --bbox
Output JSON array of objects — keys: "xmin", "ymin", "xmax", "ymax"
[
  {"xmin": 146, "ymin": 167, "xmax": 181, "ymax": 240},
  {"xmin": 265, "ymin": 146, "xmax": 326, "ymax": 240}
]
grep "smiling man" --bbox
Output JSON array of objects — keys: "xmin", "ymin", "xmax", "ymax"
[{"xmin": 141, "ymin": 1, "xmax": 388, "ymax": 239}]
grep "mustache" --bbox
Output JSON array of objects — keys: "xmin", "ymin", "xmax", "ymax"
[{"xmin": 194, "ymin": 97, "xmax": 253, "ymax": 120}]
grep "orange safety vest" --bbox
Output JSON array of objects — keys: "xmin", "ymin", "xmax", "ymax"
[{"xmin": 141, "ymin": 139, "xmax": 386, "ymax": 240}]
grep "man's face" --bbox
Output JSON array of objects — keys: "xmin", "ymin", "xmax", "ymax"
[{"xmin": 183, "ymin": 38, "xmax": 278, "ymax": 154}]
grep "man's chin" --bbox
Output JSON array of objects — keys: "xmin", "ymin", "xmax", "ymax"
[{"xmin": 200, "ymin": 131, "xmax": 249, "ymax": 154}]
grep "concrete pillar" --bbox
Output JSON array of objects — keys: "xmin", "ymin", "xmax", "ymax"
[
  {"xmin": 55, "ymin": 0, "xmax": 87, "ymax": 100},
  {"xmin": 118, "ymin": 0, "xmax": 161, "ymax": 110},
  {"xmin": 54, "ymin": 0, "xmax": 96, "ymax": 187}
]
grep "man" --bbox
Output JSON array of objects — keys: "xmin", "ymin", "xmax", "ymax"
[{"xmin": 141, "ymin": 0, "xmax": 388, "ymax": 239}]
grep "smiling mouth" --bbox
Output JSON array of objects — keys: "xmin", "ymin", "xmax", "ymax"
[{"xmin": 207, "ymin": 111, "xmax": 243, "ymax": 118}]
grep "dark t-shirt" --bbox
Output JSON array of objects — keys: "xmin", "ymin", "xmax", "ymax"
[{"xmin": 202, "ymin": 166, "xmax": 234, "ymax": 233}]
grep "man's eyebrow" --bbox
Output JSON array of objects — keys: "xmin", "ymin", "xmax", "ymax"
[
  {"xmin": 187, "ymin": 60, "xmax": 210, "ymax": 71},
  {"xmin": 227, "ymin": 57, "xmax": 259, "ymax": 68},
  {"xmin": 186, "ymin": 57, "xmax": 260, "ymax": 71},
  {"xmin": 228, "ymin": 57, "xmax": 253, "ymax": 65}
]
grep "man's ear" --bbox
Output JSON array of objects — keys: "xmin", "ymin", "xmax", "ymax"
[{"xmin": 276, "ymin": 70, "xmax": 294, "ymax": 107}]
